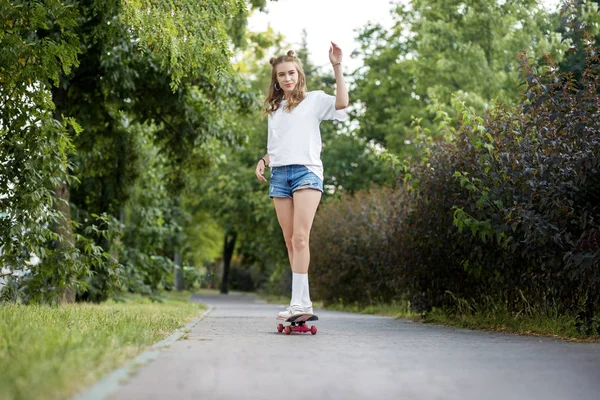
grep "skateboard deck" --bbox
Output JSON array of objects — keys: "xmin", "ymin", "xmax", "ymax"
[{"xmin": 276, "ymin": 313, "xmax": 319, "ymax": 335}]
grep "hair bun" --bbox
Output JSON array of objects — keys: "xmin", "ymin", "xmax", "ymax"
[
  {"xmin": 287, "ymin": 50, "xmax": 295, "ymax": 57},
  {"xmin": 269, "ymin": 57, "xmax": 276, "ymax": 65}
]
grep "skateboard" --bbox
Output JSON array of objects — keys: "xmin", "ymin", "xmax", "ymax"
[{"xmin": 276, "ymin": 313, "xmax": 318, "ymax": 335}]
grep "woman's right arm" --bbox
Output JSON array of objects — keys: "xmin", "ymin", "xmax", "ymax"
[{"xmin": 255, "ymin": 154, "xmax": 270, "ymax": 182}]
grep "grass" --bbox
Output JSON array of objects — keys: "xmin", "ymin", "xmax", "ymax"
[
  {"xmin": 257, "ymin": 292, "xmax": 417, "ymax": 319},
  {"xmin": 0, "ymin": 291, "xmax": 205, "ymax": 400},
  {"xmin": 319, "ymin": 299, "xmax": 417, "ymax": 319},
  {"xmin": 423, "ymin": 306, "xmax": 600, "ymax": 342},
  {"xmin": 256, "ymin": 293, "xmax": 599, "ymax": 342}
]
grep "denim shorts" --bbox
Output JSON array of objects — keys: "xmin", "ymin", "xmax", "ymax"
[{"xmin": 269, "ymin": 165, "xmax": 324, "ymax": 199}]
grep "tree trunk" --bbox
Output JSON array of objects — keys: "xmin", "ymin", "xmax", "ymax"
[
  {"xmin": 52, "ymin": 86, "xmax": 76, "ymax": 304},
  {"xmin": 55, "ymin": 182, "xmax": 76, "ymax": 304},
  {"xmin": 220, "ymin": 232, "xmax": 237, "ymax": 294},
  {"xmin": 174, "ymin": 249, "xmax": 184, "ymax": 291},
  {"xmin": 109, "ymin": 209, "xmax": 125, "ymax": 264}
]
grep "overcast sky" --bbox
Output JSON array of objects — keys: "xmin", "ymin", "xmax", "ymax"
[
  {"xmin": 247, "ymin": 0, "xmax": 398, "ymax": 72},
  {"xmin": 248, "ymin": 0, "xmax": 562, "ymax": 73}
]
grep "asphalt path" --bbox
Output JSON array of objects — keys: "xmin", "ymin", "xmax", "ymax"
[{"xmin": 108, "ymin": 292, "xmax": 600, "ymax": 400}]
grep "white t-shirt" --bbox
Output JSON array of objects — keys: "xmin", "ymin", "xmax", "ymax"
[{"xmin": 267, "ymin": 90, "xmax": 348, "ymax": 180}]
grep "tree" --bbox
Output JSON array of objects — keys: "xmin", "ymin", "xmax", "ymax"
[
  {"xmin": 188, "ymin": 26, "xmax": 394, "ymax": 295},
  {"xmin": 294, "ymin": 30, "xmax": 394, "ymax": 195},
  {"xmin": 1, "ymin": 0, "xmax": 262, "ymax": 302},
  {"xmin": 190, "ymin": 43, "xmax": 284, "ymax": 294},
  {"xmin": 555, "ymin": 0, "xmax": 600, "ymax": 80},
  {"xmin": 351, "ymin": 0, "xmax": 568, "ymax": 158},
  {"xmin": 0, "ymin": 0, "xmax": 92, "ymax": 303}
]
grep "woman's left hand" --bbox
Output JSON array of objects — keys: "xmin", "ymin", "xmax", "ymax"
[
  {"xmin": 255, "ymin": 159, "xmax": 267, "ymax": 182},
  {"xmin": 329, "ymin": 41, "xmax": 342, "ymax": 65}
]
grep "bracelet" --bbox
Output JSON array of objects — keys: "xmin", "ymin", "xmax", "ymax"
[
  {"xmin": 332, "ymin": 62, "xmax": 341, "ymax": 67},
  {"xmin": 260, "ymin": 157, "xmax": 267, "ymax": 166}
]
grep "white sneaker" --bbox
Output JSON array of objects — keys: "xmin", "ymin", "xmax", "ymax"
[
  {"xmin": 277, "ymin": 305, "xmax": 304, "ymax": 320},
  {"xmin": 304, "ymin": 305, "xmax": 313, "ymax": 314}
]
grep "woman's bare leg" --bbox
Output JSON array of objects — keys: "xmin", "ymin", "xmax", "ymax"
[
  {"xmin": 291, "ymin": 189, "xmax": 321, "ymax": 273},
  {"xmin": 274, "ymin": 190, "xmax": 320, "ymax": 313},
  {"xmin": 273, "ymin": 197, "xmax": 294, "ymax": 266}
]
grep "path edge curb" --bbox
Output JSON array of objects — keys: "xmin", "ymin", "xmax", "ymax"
[{"xmin": 71, "ymin": 306, "xmax": 214, "ymax": 400}]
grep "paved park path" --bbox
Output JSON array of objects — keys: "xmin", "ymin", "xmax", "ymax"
[{"xmin": 91, "ymin": 292, "xmax": 599, "ymax": 400}]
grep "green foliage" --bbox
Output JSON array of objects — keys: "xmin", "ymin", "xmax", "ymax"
[
  {"xmin": 293, "ymin": 31, "xmax": 395, "ymax": 195},
  {"xmin": 321, "ymin": 133, "xmax": 395, "ymax": 196},
  {"xmin": 310, "ymin": 30, "xmax": 600, "ymax": 334},
  {"xmin": 1, "ymin": 0, "xmax": 263, "ymax": 303},
  {"xmin": 311, "ymin": 188, "xmax": 401, "ymax": 305},
  {"xmin": 0, "ymin": 0, "xmax": 81, "ymax": 87},
  {"xmin": 0, "ymin": 0, "xmax": 93, "ymax": 302},
  {"xmin": 557, "ymin": 0, "xmax": 600, "ymax": 80},
  {"xmin": 190, "ymin": 135, "xmax": 286, "ymax": 275},
  {"xmin": 0, "ymin": 293, "xmax": 202, "ymax": 400},
  {"xmin": 228, "ymin": 261, "xmax": 264, "ymax": 292},
  {"xmin": 120, "ymin": 0, "xmax": 246, "ymax": 89},
  {"xmin": 212, "ymin": 30, "xmax": 397, "ymax": 296},
  {"xmin": 351, "ymin": 0, "xmax": 569, "ymax": 157},
  {"xmin": 404, "ymin": 44, "xmax": 600, "ymax": 320},
  {"xmin": 184, "ymin": 211, "xmax": 223, "ymax": 267},
  {"xmin": 189, "ymin": 30, "xmax": 295, "ymax": 293},
  {"xmin": 424, "ymin": 294, "xmax": 587, "ymax": 339}
]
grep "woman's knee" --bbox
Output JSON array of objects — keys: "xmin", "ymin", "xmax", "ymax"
[
  {"xmin": 284, "ymin": 236, "xmax": 294, "ymax": 251},
  {"xmin": 292, "ymin": 234, "xmax": 309, "ymax": 251}
]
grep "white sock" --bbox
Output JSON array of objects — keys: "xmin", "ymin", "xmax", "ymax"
[
  {"xmin": 302, "ymin": 273, "xmax": 312, "ymax": 308},
  {"xmin": 291, "ymin": 272, "xmax": 305, "ymax": 307}
]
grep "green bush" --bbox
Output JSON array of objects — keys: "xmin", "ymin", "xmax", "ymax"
[
  {"xmin": 397, "ymin": 43, "xmax": 600, "ymax": 326},
  {"xmin": 311, "ymin": 187, "xmax": 403, "ymax": 305},
  {"xmin": 310, "ymin": 39, "xmax": 600, "ymax": 333},
  {"xmin": 228, "ymin": 263, "xmax": 255, "ymax": 292}
]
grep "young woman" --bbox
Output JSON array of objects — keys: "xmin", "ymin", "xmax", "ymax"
[{"xmin": 254, "ymin": 43, "xmax": 349, "ymax": 319}]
